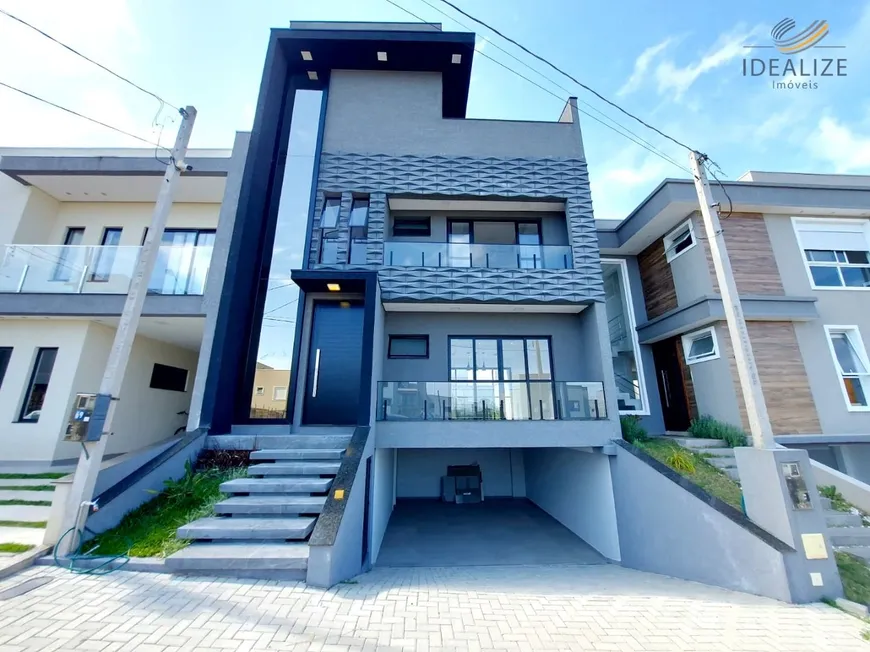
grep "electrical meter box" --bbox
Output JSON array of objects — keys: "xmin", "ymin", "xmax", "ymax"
[{"xmin": 64, "ymin": 393, "xmax": 97, "ymax": 442}]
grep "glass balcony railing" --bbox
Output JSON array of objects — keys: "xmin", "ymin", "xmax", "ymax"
[
  {"xmin": 0, "ymin": 244, "xmax": 213, "ymax": 296},
  {"xmin": 377, "ymin": 380, "xmax": 606, "ymax": 421},
  {"xmin": 383, "ymin": 242, "xmax": 573, "ymax": 270}
]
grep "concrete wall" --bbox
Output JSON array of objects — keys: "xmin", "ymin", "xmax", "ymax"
[
  {"xmin": 611, "ymin": 445, "xmax": 792, "ymax": 602},
  {"xmin": 685, "ymin": 322, "xmax": 742, "ymax": 426},
  {"xmin": 395, "ymin": 448, "xmax": 523, "ymax": 498},
  {"xmin": 371, "ymin": 445, "xmax": 395, "ymax": 562},
  {"xmin": 839, "ymin": 443, "xmax": 870, "ymax": 485},
  {"xmin": 669, "ymin": 215, "xmax": 715, "ymax": 306},
  {"xmin": 323, "ymin": 70, "xmax": 583, "ymax": 159},
  {"xmin": 523, "ymin": 448, "xmax": 620, "ymax": 560},
  {"xmin": 767, "ymin": 214, "xmax": 870, "ymax": 435}
]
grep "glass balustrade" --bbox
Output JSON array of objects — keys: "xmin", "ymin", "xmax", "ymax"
[
  {"xmin": 383, "ymin": 242, "xmax": 572, "ymax": 270},
  {"xmin": 0, "ymin": 244, "xmax": 213, "ymax": 295},
  {"xmin": 376, "ymin": 381, "xmax": 606, "ymax": 421}
]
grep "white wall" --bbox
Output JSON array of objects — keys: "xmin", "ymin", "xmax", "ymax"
[
  {"xmin": 0, "ymin": 319, "xmax": 199, "ymax": 463},
  {"xmin": 524, "ymin": 448, "xmax": 621, "ymax": 561},
  {"xmin": 395, "ymin": 448, "xmax": 523, "ymax": 498},
  {"xmin": 371, "ymin": 445, "xmax": 395, "ymax": 563}
]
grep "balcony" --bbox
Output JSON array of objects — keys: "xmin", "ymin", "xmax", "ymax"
[
  {"xmin": 383, "ymin": 242, "xmax": 572, "ymax": 270},
  {"xmin": 0, "ymin": 244, "xmax": 213, "ymax": 296},
  {"xmin": 377, "ymin": 380, "xmax": 606, "ymax": 422}
]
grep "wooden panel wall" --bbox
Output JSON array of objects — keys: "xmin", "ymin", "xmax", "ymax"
[
  {"xmin": 700, "ymin": 212, "xmax": 784, "ymax": 295},
  {"xmin": 637, "ymin": 237, "xmax": 678, "ymax": 319},
  {"xmin": 674, "ymin": 339, "xmax": 699, "ymax": 421},
  {"xmin": 722, "ymin": 322, "xmax": 820, "ymax": 435}
]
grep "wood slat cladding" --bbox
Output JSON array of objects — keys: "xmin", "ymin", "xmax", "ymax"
[
  {"xmin": 722, "ymin": 322, "xmax": 820, "ymax": 435},
  {"xmin": 675, "ymin": 339, "xmax": 699, "ymax": 421},
  {"xmin": 699, "ymin": 211, "xmax": 784, "ymax": 295},
  {"xmin": 637, "ymin": 237, "xmax": 678, "ymax": 319}
]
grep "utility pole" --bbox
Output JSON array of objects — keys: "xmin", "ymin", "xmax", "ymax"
[
  {"xmin": 56, "ymin": 107, "xmax": 197, "ymax": 556},
  {"xmin": 688, "ymin": 151, "xmax": 774, "ymax": 449}
]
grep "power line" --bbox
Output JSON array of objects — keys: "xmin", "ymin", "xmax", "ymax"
[
  {"xmin": 383, "ymin": 0, "xmax": 691, "ymax": 175},
  {"xmin": 412, "ymin": 0, "xmax": 690, "ymax": 174},
  {"xmin": 264, "ymin": 297, "xmax": 299, "ymax": 316},
  {"xmin": 435, "ymin": 0, "xmax": 699, "ymax": 156},
  {"xmin": 0, "ymin": 81, "xmax": 161, "ymax": 147},
  {"xmin": 0, "ymin": 7, "xmax": 179, "ymax": 112}
]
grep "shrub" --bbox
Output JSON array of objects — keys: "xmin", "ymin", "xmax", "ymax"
[
  {"xmin": 665, "ymin": 449, "xmax": 696, "ymax": 474},
  {"xmin": 819, "ymin": 485, "xmax": 852, "ymax": 512},
  {"xmin": 688, "ymin": 414, "xmax": 747, "ymax": 447},
  {"xmin": 620, "ymin": 415, "xmax": 648, "ymax": 444}
]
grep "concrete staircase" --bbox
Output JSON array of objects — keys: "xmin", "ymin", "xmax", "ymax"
[
  {"xmin": 165, "ymin": 428, "xmax": 352, "ymax": 580},
  {"xmin": 822, "ymin": 496, "xmax": 870, "ymax": 561},
  {"xmin": 666, "ymin": 436, "xmax": 740, "ymax": 482}
]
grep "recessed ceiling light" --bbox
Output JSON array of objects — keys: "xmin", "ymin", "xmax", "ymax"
[
  {"xmin": 377, "ymin": 51, "xmax": 387, "ymax": 62},
  {"xmin": 307, "ymin": 70, "xmax": 318, "ymax": 81},
  {"xmin": 327, "ymin": 283, "xmax": 341, "ymax": 292},
  {"xmin": 451, "ymin": 53, "xmax": 462, "ymax": 64},
  {"xmin": 301, "ymin": 50, "xmax": 313, "ymax": 61}
]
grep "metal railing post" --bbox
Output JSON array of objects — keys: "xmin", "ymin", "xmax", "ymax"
[
  {"xmin": 556, "ymin": 399, "xmax": 562, "ymax": 420},
  {"xmin": 594, "ymin": 399, "xmax": 600, "ymax": 419},
  {"xmin": 500, "ymin": 399, "xmax": 505, "ymax": 420},
  {"xmin": 423, "ymin": 400, "xmax": 428, "ymax": 421},
  {"xmin": 16, "ymin": 264, "xmax": 29, "ymax": 293},
  {"xmin": 438, "ymin": 251, "xmax": 442, "ymax": 267},
  {"xmin": 382, "ymin": 399, "xmax": 388, "ymax": 421},
  {"xmin": 442, "ymin": 399, "xmax": 446, "ymax": 420},
  {"xmin": 76, "ymin": 265, "xmax": 89, "ymax": 293},
  {"xmin": 485, "ymin": 252, "xmax": 490, "ymax": 268},
  {"xmin": 539, "ymin": 399, "xmax": 544, "ymax": 420},
  {"xmin": 482, "ymin": 399, "xmax": 487, "ymax": 420}
]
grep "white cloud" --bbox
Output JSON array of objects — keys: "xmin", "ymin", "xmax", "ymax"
[
  {"xmin": 806, "ymin": 116, "xmax": 870, "ymax": 173},
  {"xmin": 475, "ymin": 36, "xmax": 489, "ymax": 53},
  {"xmin": 589, "ymin": 149, "xmax": 679, "ymax": 220},
  {"xmin": 617, "ymin": 38, "xmax": 674, "ymax": 97}
]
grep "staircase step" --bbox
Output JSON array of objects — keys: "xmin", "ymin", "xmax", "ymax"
[
  {"xmin": 699, "ymin": 449, "xmax": 737, "ymax": 459},
  {"xmin": 665, "ymin": 437, "xmax": 727, "ymax": 449},
  {"xmin": 215, "ymin": 495, "xmax": 327, "ymax": 516},
  {"xmin": 220, "ymin": 477, "xmax": 333, "ymax": 494},
  {"xmin": 826, "ymin": 512, "xmax": 864, "ymax": 528},
  {"xmin": 828, "ymin": 526, "xmax": 870, "ymax": 547},
  {"xmin": 294, "ymin": 426, "xmax": 355, "ymax": 435},
  {"xmin": 248, "ymin": 462, "xmax": 341, "ymax": 477},
  {"xmin": 707, "ymin": 457, "xmax": 737, "ymax": 470},
  {"xmin": 250, "ymin": 449, "xmax": 345, "ymax": 461},
  {"xmin": 820, "ymin": 497, "xmax": 833, "ymax": 511},
  {"xmin": 255, "ymin": 435, "xmax": 352, "ymax": 450},
  {"xmin": 178, "ymin": 516, "xmax": 315, "ymax": 541},
  {"xmin": 166, "ymin": 541, "xmax": 309, "ymax": 578}
]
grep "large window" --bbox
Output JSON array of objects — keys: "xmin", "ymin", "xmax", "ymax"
[
  {"xmin": 149, "ymin": 229, "xmax": 216, "ymax": 295},
  {"xmin": 664, "ymin": 219, "xmax": 696, "ymax": 262},
  {"xmin": 448, "ymin": 337, "xmax": 554, "ymax": 419},
  {"xmin": 392, "ymin": 216, "xmax": 431, "ymax": 238},
  {"xmin": 794, "ymin": 218, "xmax": 870, "ymax": 289},
  {"xmin": 19, "ymin": 348, "xmax": 57, "ymax": 422},
  {"xmin": 601, "ymin": 259, "xmax": 648, "ymax": 414},
  {"xmin": 52, "ymin": 227, "xmax": 84, "ymax": 282},
  {"xmin": 348, "ymin": 198, "xmax": 370, "ymax": 264},
  {"xmin": 91, "ymin": 227, "xmax": 122, "ymax": 282},
  {"xmin": 825, "ymin": 326, "xmax": 870, "ymax": 410}
]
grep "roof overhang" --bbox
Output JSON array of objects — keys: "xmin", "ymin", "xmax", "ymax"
[{"xmin": 600, "ymin": 178, "xmax": 870, "ymax": 255}]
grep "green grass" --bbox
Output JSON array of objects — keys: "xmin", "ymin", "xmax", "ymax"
[
  {"xmin": 688, "ymin": 415, "xmax": 748, "ymax": 448},
  {"xmin": 0, "ymin": 520, "xmax": 46, "ymax": 528},
  {"xmin": 0, "ymin": 485, "xmax": 54, "ymax": 492},
  {"xmin": 86, "ymin": 464, "xmax": 245, "ymax": 558},
  {"xmin": 0, "ymin": 543, "xmax": 34, "ymax": 554},
  {"xmin": 636, "ymin": 438, "xmax": 744, "ymax": 510},
  {"xmin": 0, "ymin": 473, "xmax": 66, "ymax": 480},
  {"xmin": 0, "ymin": 499, "xmax": 51, "ymax": 506},
  {"xmin": 819, "ymin": 485, "xmax": 856, "ymax": 513},
  {"xmin": 836, "ymin": 552, "xmax": 870, "ymax": 606}
]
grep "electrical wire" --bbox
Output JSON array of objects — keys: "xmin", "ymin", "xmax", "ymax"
[
  {"xmin": 0, "ymin": 81, "xmax": 161, "ymax": 147},
  {"xmin": 0, "ymin": 7, "xmax": 179, "ymax": 112},
  {"xmin": 263, "ymin": 297, "xmax": 299, "ymax": 316},
  {"xmin": 384, "ymin": 0, "xmax": 692, "ymax": 175},
  {"xmin": 434, "ymin": 0, "xmax": 698, "ymax": 156}
]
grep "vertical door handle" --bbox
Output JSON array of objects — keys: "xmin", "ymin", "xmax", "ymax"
[
  {"xmin": 312, "ymin": 349, "xmax": 322, "ymax": 397},
  {"xmin": 660, "ymin": 370, "xmax": 670, "ymax": 408}
]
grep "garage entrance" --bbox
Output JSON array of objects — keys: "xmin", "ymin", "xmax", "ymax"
[{"xmin": 377, "ymin": 499, "xmax": 606, "ymax": 567}]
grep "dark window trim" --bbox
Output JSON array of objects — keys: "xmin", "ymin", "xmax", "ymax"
[
  {"xmin": 388, "ymin": 335, "xmax": 429, "ymax": 359},
  {"xmin": 0, "ymin": 347, "xmax": 11, "ymax": 390},
  {"xmin": 448, "ymin": 218, "xmax": 543, "ymax": 245},
  {"xmin": 320, "ymin": 195, "xmax": 341, "ymax": 229},
  {"xmin": 18, "ymin": 347, "xmax": 58, "ymax": 423},
  {"xmin": 63, "ymin": 227, "xmax": 85, "ymax": 245},
  {"xmin": 392, "ymin": 216, "xmax": 431, "ymax": 238},
  {"xmin": 447, "ymin": 335, "xmax": 555, "ymax": 379}
]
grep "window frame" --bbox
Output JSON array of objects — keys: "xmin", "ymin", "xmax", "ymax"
[
  {"xmin": 255, "ymin": 386, "xmax": 265, "ymax": 396},
  {"xmin": 388, "ymin": 335, "xmax": 430, "ymax": 359},
  {"xmin": 663, "ymin": 218, "xmax": 697, "ymax": 263},
  {"xmin": 793, "ymin": 217, "xmax": 870, "ymax": 291},
  {"xmin": 0, "ymin": 347, "xmax": 11, "ymax": 390},
  {"xmin": 319, "ymin": 196, "xmax": 341, "ymax": 229},
  {"xmin": 90, "ymin": 227, "xmax": 123, "ymax": 282},
  {"xmin": 18, "ymin": 347, "xmax": 58, "ymax": 423},
  {"xmin": 273, "ymin": 386, "xmax": 288, "ymax": 401},
  {"xmin": 824, "ymin": 325, "xmax": 870, "ymax": 412},
  {"xmin": 392, "ymin": 216, "xmax": 431, "ymax": 238},
  {"xmin": 681, "ymin": 326, "xmax": 720, "ymax": 365}
]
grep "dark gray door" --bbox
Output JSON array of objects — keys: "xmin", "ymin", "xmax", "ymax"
[{"xmin": 303, "ymin": 302, "xmax": 364, "ymax": 425}]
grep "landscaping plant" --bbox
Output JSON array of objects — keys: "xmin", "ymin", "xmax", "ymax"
[
  {"xmin": 620, "ymin": 415, "xmax": 648, "ymax": 444},
  {"xmin": 688, "ymin": 414, "xmax": 748, "ymax": 447},
  {"xmin": 665, "ymin": 449, "xmax": 695, "ymax": 474}
]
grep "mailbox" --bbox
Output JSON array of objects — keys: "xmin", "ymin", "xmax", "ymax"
[{"xmin": 64, "ymin": 393, "xmax": 97, "ymax": 442}]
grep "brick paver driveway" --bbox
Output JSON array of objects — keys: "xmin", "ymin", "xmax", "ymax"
[{"xmin": 0, "ymin": 564, "xmax": 866, "ymax": 651}]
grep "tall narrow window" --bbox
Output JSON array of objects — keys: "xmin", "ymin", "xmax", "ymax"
[
  {"xmin": 825, "ymin": 326, "xmax": 870, "ymax": 410},
  {"xmin": 52, "ymin": 227, "xmax": 84, "ymax": 282},
  {"xmin": 19, "ymin": 348, "xmax": 57, "ymax": 422},
  {"xmin": 320, "ymin": 197, "xmax": 340, "ymax": 228},
  {"xmin": 0, "ymin": 347, "xmax": 11, "ymax": 389},
  {"xmin": 349, "ymin": 198, "xmax": 370, "ymax": 264},
  {"xmin": 91, "ymin": 228, "xmax": 122, "ymax": 281}
]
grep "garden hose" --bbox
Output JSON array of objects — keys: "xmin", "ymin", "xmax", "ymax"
[{"xmin": 53, "ymin": 501, "xmax": 131, "ymax": 575}]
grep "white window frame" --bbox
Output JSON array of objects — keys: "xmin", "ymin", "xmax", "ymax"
[
  {"xmin": 273, "ymin": 386, "xmax": 288, "ymax": 401},
  {"xmin": 792, "ymin": 217, "xmax": 870, "ymax": 291},
  {"xmin": 823, "ymin": 325, "xmax": 870, "ymax": 412},
  {"xmin": 663, "ymin": 218, "xmax": 697, "ymax": 263},
  {"xmin": 682, "ymin": 326, "xmax": 720, "ymax": 365},
  {"xmin": 255, "ymin": 386, "xmax": 264, "ymax": 396},
  {"xmin": 601, "ymin": 258, "xmax": 650, "ymax": 415}
]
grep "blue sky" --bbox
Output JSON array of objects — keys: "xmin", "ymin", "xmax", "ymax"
[{"xmin": 1, "ymin": 0, "xmax": 869, "ymax": 223}]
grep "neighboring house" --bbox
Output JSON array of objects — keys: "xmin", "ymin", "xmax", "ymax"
[
  {"xmin": 250, "ymin": 362, "xmax": 289, "ymax": 418},
  {"xmin": 0, "ymin": 139, "xmax": 248, "ymax": 465},
  {"xmin": 600, "ymin": 171, "xmax": 870, "ymax": 483}
]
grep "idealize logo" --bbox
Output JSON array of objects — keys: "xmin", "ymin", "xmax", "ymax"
[{"xmin": 742, "ymin": 18, "xmax": 846, "ymax": 91}]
